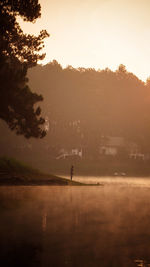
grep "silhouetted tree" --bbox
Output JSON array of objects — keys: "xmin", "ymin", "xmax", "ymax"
[
  {"xmin": 117, "ymin": 64, "xmax": 127, "ymax": 73},
  {"xmin": 0, "ymin": 0, "xmax": 49, "ymax": 138}
]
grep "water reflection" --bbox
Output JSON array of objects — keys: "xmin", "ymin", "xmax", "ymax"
[
  {"xmin": 1, "ymin": 183, "xmax": 150, "ymax": 266},
  {"xmin": 69, "ymin": 176, "xmax": 150, "ymax": 188},
  {"xmin": 42, "ymin": 209, "xmax": 47, "ymax": 233}
]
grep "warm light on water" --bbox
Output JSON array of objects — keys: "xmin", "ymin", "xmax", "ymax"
[
  {"xmin": 64, "ymin": 176, "xmax": 150, "ymax": 187},
  {"xmin": 76, "ymin": 176, "xmax": 150, "ymax": 187},
  {"xmin": 1, "ymin": 178, "xmax": 150, "ymax": 266}
]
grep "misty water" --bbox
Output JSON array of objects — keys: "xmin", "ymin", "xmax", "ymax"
[{"xmin": 1, "ymin": 178, "xmax": 150, "ymax": 267}]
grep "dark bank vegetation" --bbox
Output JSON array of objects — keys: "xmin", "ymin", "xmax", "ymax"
[{"xmin": 0, "ymin": 157, "xmax": 83, "ymax": 185}]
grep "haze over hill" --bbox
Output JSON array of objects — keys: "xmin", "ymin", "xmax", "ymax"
[
  {"xmin": 28, "ymin": 61, "xmax": 150, "ymax": 148},
  {"xmin": 1, "ymin": 61, "xmax": 150, "ymax": 175}
]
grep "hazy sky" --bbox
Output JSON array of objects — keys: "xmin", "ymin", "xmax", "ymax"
[{"xmin": 19, "ymin": 0, "xmax": 150, "ymax": 81}]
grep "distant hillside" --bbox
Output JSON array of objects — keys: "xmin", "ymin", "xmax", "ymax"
[
  {"xmin": 1, "ymin": 61, "xmax": 150, "ymax": 175},
  {"xmin": 28, "ymin": 61, "xmax": 150, "ymax": 152}
]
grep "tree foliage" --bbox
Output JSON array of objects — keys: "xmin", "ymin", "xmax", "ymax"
[
  {"xmin": 0, "ymin": 0, "xmax": 49, "ymax": 138},
  {"xmin": 28, "ymin": 61, "xmax": 150, "ymax": 152}
]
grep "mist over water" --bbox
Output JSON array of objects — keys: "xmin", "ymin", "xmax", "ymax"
[
  {"xmin": 1, "ymin": 179, "xmax": 150, "ymax": 266},
  {"xmin": 73, "ymin": 176, "xmax": 150, "ymax": 187}
]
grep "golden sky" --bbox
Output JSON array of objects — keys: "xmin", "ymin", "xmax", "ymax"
[{"xmin": 19, "ymin": 0, "xmax": 150, "ymax": 81}]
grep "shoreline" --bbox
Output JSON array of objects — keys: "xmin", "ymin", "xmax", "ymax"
[{"xmin": 0, "ymin": 174, "xmax": 103, "ymax": 186}]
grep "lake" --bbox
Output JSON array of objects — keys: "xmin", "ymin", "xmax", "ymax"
[{"xmin": 1, "ymin": 177, "xmax": 150, "ymax": 267}]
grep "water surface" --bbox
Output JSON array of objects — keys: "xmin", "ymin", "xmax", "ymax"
[
  {"xmin": 1, "ymin": 178, "xmax": 150, "ymax": 266},
  {"xmin": 74, "ymin": 176, "xmax": 150, "ymax": 187}
]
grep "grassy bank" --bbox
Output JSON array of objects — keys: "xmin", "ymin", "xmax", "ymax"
[{"xmin": 0, "ymin": 157, "xmax": 84, "ymax": 186}]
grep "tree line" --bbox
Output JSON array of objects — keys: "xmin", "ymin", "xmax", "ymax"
[{"xmin": 27, "ymin": 61, "xmax": 150, "ymax": 154}]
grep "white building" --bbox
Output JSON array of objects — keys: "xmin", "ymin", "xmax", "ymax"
[
  {"xmin": 128, "ymin": 142, "xmax": 145, "ymax": 160},
  {"xmin": 56, "ymin": 148, "xmax": 82, "ymax": 159},
  {"xmin": 99, "ymin": 136, "xmax": 124, "ymax": 156}
]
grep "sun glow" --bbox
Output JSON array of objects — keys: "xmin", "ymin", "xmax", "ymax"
[{"xmin": 19, "ymin": 0, "xmax": 150, "ymax": 82}]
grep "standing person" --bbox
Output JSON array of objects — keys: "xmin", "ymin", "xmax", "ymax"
[{"xmin": 70, "ymin": 165, "xmax": 74, "ymax": 180}]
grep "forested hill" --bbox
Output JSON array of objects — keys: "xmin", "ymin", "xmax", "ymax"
[
  {"xmin": 1, "ymin": 60, "xmax": 150, "ymax": 174},
  {"xmin": 28, "ymin": 61, "xmax": 150, "ymax": 151}
]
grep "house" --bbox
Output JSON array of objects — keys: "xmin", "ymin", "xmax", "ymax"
[
  {"xmin": 128, "ymin": 142, "xmax": 145, "ymax": 160},
  {"xmin": 71, "ymin": 148, "xmax": 82, "ymax": 157},
  {"xmin": 56, "ymin": 148, "xmax": 82, "ymax": 159},
  {"xmin": 99, "ymin": 136, "xmax": 125, "ymax": 156}
]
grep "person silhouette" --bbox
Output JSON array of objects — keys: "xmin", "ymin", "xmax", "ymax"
[{"xmin": 70, "ymin": 165, "xmax": 74, "ymax": 180}]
